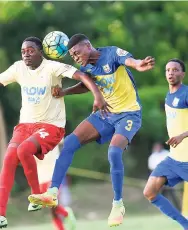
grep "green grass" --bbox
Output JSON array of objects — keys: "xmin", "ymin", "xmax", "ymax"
[{"xmin": 8, "ymin": 215, "xmax": 181, "ymax": 230}]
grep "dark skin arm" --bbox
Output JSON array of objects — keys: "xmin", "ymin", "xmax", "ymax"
[
  {"xmin": 55, "ymin": 70, "xmax": 111, "ymax": 116},
  {"xmin": 0, "ymin": 83, "xmax": 4, "ymax": 87},
  {"xmin": 52, "ymin": 56, "xmax": 155, "ymax": 98},
  {"xmin": 52, "ymin": 56, "xmax": 155, "ymax": 97},
  {"xmin": 52, "ymin": 82, "xmax": 88, "ymax": 97}
]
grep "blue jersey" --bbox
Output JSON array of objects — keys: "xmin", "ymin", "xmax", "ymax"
[
  {"xmin": 165, "ymin": 84, "xmax": 188, "ymax": 162},
  {"xmin": 80, "ymin": 46, "xmax": 141, "ymax": 113}
]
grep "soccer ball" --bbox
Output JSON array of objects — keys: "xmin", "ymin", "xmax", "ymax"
[{"xmin": 43, "ymin": 31, "xmax": 69, "ymax": 60}]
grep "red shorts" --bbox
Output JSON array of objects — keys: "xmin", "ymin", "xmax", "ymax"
[{"xmin": 9, "ymin": 123, "xmax": 65, "ymax": 160}]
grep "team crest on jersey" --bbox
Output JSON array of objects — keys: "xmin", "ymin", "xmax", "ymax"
[
  {"xmin": 102, "ymin": 64, "xmax": 111, "ymax": 73},
  {"xmin": 172, "ymin": 97, "xmax": 180, "ymax": 107},
  {"xmin": 116, "ymin": 48, "xmax": 128, "ymax": 56}
]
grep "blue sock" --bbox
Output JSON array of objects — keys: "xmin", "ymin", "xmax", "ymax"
[
  {"xmin": 51, "ymin": 133, "xmax": 81, "ymax": 189},
  {"xmin": 152, "ymin": 194, "xmax": 188, "ymax": 228},
  {"xmin": 108, "ymin": 146, "xmax": 124, "ymax": 201}
]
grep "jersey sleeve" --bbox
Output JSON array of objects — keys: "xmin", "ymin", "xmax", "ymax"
[
  {"xmin": 0, "ymin": 63, "xmax": 17, "ymax": 86},
  {"xmin": 113, "ymin": 46, "xmax": 133, "ymax": 66},
  {"xmin": 185, "ymin": 90, "xmax": 188, "ymax": 107},
  {"xmin": 52, "ymin": 61, "xmax": 78, "ymax": 79}
]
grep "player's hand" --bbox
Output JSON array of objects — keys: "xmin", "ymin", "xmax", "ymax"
[
  {"xmin": 92, "ymin": 96, "xmax": 112, "ymax": 118},
  {"xmin": 51, "ymin": 85, "xmax": 64, "ymax": 98},
  {"xmin": 166, "ymin": 134, "xmax": 184, "ymax": 148},
  {"xmin": 136, "ymin": 56, "xmax": 155, "ymax": 72}
]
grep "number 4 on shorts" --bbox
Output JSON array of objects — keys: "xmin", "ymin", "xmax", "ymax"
[{"xmin": 36, "ymin": 128, "xmax": 49, "ymax": 139}]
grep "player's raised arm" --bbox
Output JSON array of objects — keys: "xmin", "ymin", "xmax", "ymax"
[
  {"xmin": 114, "ymin": 47, "xmax": 155, "ymax": 72},
  {"xmin": 53, "ymin": 62, "xmax": 110, "ymax": 114},
  {"xmin": 125, "ymin": 56, "xmax": 155, "ymax": 72}
]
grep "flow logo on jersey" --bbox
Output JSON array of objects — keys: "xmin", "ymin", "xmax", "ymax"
[
  {"xmin": 22, "ymin": 86, "xmax": 47, "ymax": 104},
  {"xmin": 22, "ymin": 86, "xmax": 46, "ymax": 96}
]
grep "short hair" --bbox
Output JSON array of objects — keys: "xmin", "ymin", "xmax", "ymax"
[
  {"xmin": 23, "ymin": 36, "xmax": 43, "ymax": 50},
  {"xmin": 68, "ymin": 34, "xmax": 89, "ymax": 50},
  {"xmin": 168, "ymin": 58, "xmax": 186, "ymax": 72}
]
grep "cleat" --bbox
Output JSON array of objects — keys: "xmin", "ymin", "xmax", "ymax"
[
  {"xmin": 64, "ymin": 207, "xmax": 76, "ymax": 230},
  {"xmin": 28, "ymin": 203, "xmax": 42, "ymax": 212},
  {"xmin": 28, "ymin": 188, "xmax": 58, "ymax": 208},
  {"xmin": 108, "ymin": 200, "xmax": 125, "ymax": 227},
  {"xmin": 0, "ymin": 216, "xmax": 7, "ymax": 228}
]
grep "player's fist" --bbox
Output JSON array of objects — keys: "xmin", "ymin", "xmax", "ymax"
[
  {"xmin": 92, "ymin": 95, "xmax": 112, "ymax": 118},
  {"xmin": 136, "ymin": 56, "xmax": 155, "ymax": 72},
  {"xmin": 51, "ymin": 85, "xmax": 64, "ymax": 98}
]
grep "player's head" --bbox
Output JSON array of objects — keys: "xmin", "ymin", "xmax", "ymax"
[
  {"xmin": 68, "ymin": 34, "xmax": 93, "ymax": 66},
  {"xmin": 165, "ymin": 58, "xmax": 185, "ymax": 86},
  {"xmin": 21, "ymin": 37, "xmax": 43, "ymax": 68}
]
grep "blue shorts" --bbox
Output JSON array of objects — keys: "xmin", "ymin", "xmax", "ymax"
[
  {"xmin": 86, "ymin": 110, "xmax": 142, "ymax": 144},
  {"xmin": 151, "ymin": 157, "xmax": 188, "ymax": 187}
]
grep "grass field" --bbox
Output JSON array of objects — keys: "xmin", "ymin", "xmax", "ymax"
[{"xmin": 8, "ymin": 215, "xmax": 181, "ymax": 230}]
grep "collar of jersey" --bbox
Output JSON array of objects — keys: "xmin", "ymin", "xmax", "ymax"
[{"xmin": 26, "ymin": 58, "xmax": 46, "ymax": 72}]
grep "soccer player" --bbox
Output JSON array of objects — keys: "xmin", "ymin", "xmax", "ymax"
[
  {"xmin": 28, "ymin": 34, "xmax": 155, "ymax": 227},
  {"xmin": 143, "ymin": 59, "xmax": 188, "ymax": 230},
  {"xmin": 0, "ymin": 36, "xmax": 108, "ymax": 228}
]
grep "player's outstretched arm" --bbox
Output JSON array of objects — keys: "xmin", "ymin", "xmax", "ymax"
[
  {"xmin": 51, "ymin": 83, "xmax": 89, "ymax": 98},
  {"xmin": 125, "ymin": 56, "xmax": 155, "ymax": 72},
  {"xmin": 0, "ymin": 83, "xmax": 4, "ymax": 87}
]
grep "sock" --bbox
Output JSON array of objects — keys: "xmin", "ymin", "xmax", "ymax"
[
  {"xmin": 152, "ymin": 194, "xmax": 188, "ymax": 228},
  {"xmin": 55, "ymin": 205, "xmax": 68, "ymax": 217},
  {"xmin": 0, "ymin": 147, "xmax": 20, "ymax": 216},
  {"xmin": 52, "ymin": 217, "xmax": 65, "ymax": 230},
  {"xmin": 51, "ymin": 134, "xmax": 81, "ymax": 189},
  {"xmin": 40, "ymin": 181, "xmax": 51, "ymax": 193},
  {"xmin": 17, "ymin": 141, "xmax": 40, "ymax": 194},
  {"xmin": 108, "ymin": 146, "xmax": 124, "ymax": 201}
]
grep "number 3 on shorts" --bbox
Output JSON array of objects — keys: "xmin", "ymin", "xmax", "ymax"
[{"xmin": 125, "ymin": 120, "xmax": 133, "ymax": 131}]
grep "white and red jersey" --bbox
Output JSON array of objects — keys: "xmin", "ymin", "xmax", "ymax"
[{"xmin": 0, "ymin": 59, "xmax": 77, "ymax": 128}]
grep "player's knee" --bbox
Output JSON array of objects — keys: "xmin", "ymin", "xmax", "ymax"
[
  {"xmin": 143, "ymin": 186, "xmax": 157, "ymax": 201},
  {"xmin": 17, "ymin": 141, "xmax": 37, "ymax": 160},
  {"xmin": 62, "ymin": 133, "xmax": 81, "ymax": 152},
  {"xmin": 108, "ymin": 146, "xmax": 123, "ymax": 169}
]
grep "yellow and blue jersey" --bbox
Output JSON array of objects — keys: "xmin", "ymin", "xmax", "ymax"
[
  {"xmin": 80, "ymin": 46, "xmax": 141, "ymax": 113},
  {"xmin": 165, "ymin": 84, "xmax": 188, "ymax": 162}
]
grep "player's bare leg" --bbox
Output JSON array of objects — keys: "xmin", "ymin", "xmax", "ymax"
[
  {"xmin": 28, "ymin": 120, "xmax": 100, "ymax": 207},
  {"xmin": 143, "ymin": 176, "xmax": 166, "ymax": 201},
  {"xmin": 107, "ymin": 134, "xmax": 128, "ymax": 227}
]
